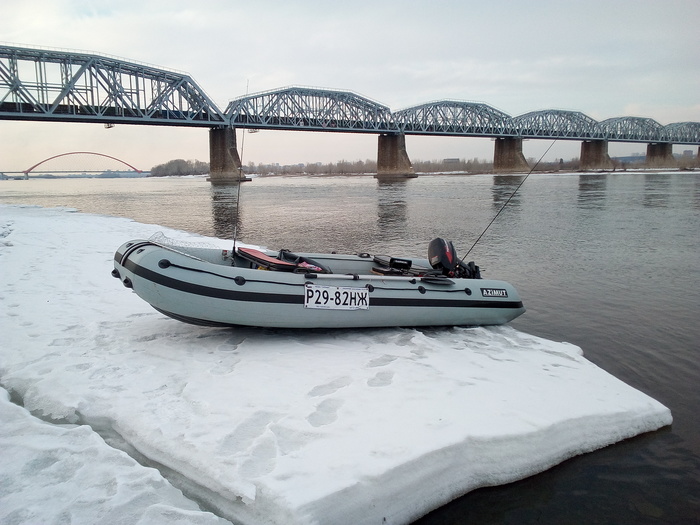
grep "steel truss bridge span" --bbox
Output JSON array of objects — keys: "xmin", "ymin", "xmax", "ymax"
[
  {"xmin": 1, "ymin": 44, "xmax": 698, "ymax": 146},
  {"xmin": 225, "ymin": 86, "xmax": 394, "ymax": 133},
  {"xmin": 0, "ymin": 45, "xmax": 225, "ymax": 127},
  {"xmin": 225, "ymin": 92, "xmax": 700, "ymax": 144}
]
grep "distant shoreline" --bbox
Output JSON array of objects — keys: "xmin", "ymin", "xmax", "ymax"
[{"xmin": 2, "ymin": 167, "xmax": 693, "ymax": 182}]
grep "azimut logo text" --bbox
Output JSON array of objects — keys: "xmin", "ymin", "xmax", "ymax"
[{"xmin": 481, "ymin": 288, "xmax": 508, "ymax": 297}]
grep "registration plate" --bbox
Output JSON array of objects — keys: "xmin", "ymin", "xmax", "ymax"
[{"xmin": 304, "ymin": 283, "xmax": 369, "ymax": 310}]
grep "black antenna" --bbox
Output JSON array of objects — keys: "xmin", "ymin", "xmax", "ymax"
[
  {"xmin": 231, "ymin": 81, "xmax": 249, "ymax": 259},
  {"xmin": 462, "ymin": 140, "xmax": 557, "ymax": 260}
]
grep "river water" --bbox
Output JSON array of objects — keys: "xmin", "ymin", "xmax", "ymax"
[{"xmin": 1, "ymin": 172, "xmax": 699, "ymax": 524}]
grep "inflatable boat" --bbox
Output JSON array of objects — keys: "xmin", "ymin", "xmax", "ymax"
[{"xmin": 112, "ymin": 235, "xmax": 525, "ymax": 329}]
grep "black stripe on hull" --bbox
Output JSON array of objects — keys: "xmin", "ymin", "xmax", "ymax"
[{"xmin": 124, "ymin": 259, "xmax": 302, "ymax": 304}]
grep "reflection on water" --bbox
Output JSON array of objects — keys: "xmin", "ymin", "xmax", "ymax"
[
  {"xmin": 577, "ymin": 173, "xmax": 607, "ymax": 209},
  {"xmin": 376, "ymin": 180, "xmax": 408, "ymax": 241},
  {"xmin": 210, "ymin": 184, "xmax": 242, "ymax": 239},
  {"xmin": 643, "ymin": 173, "xmax": 670, "ymax": 208},
  {"xmin": 492, "ymin": 175, "xmax": 525, "ymax": 208}
]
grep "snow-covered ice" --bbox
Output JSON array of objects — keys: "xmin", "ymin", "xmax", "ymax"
[
  {"xmin": 0, "ymin": 204, "xmax": 672, "ymax": 525},
  {"xmin": 0, "ymin": 388, "xmax": 228, "ymax": 525}
]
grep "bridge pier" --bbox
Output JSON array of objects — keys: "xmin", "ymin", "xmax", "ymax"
[
  {"xmin": 646, "ymin": 142, "xmax": 676, "ymax": 167},
  {"xmin": 375, "ymin": 133, "xmax": 417, "ymax": 179},
  {"xmin": 580, "ymin": 140, "xmax": 614, "ymax": 170},
  {"xmin": 493, "ymin": 137, "xmax": 529, "ymax": 173},
  {"xmin": 209, "ymin": 127, "xmax": 249, "ymax": 183}
]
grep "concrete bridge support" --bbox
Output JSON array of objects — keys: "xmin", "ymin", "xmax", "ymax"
[
  {"xmin": 376, "ymin": 133, "xmax": 416, "ymax": 179},
  {"xmin": 646, "ymin": 142, "xmax": 676, "ymax": 168},
  {"xmin": 580, "ymin": 140, "xmax": 613, "ymax": 170},
  {"xmin": 493, "ymin": 137, "xmax": 529, "ymax": 172},
  {"xmin": 209, "ymin": 127, "xmax": 247, "ymax": 183}
]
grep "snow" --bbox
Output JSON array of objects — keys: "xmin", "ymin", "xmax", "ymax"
[
  {"xmin": 0, "ymin": 389, "xmax": 228, "ymax": 525},
  {"xmin": 0, "ymin": 204, "xmax": 672, "ymax": 525}
]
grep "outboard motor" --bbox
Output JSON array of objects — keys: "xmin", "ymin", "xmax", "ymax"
[
  {"xmin": 428, "ymin": 238, "xmax": 459, "ymax": 274},
  {"xmin": 428, "ymin": 238, "xmax": 481, "ymax": 279}
]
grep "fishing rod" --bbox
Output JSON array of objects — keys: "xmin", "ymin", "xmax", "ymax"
[{"xmin": 461, "ymin": 139, "xmax": 557, "ymax": 261}]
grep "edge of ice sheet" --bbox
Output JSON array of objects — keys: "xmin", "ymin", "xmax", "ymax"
[
  {"xmin": 0, "ymin": 205, "xmax": 672, "ymax": 525},
  {"xmin": 0, "ymin": 388, "xmax": 230, "ymax": 525},
  {"xmin": 297, "ymin": 402, "xmax": 671, "ymax": 525}
]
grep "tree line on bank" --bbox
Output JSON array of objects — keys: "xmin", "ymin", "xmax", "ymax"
[
  {"xmin": 151, "ymin": 154, "xmax": 691, "ymax": 177},
  {"xmin": 148, "ymin": 157, "xmax": 495, "ymax": 176},
  {"xmin": 149, "ymin": 157, "xmax": 583, "ymax": 176},
  {"xmin": 150, "ymin": 159, "xmax": 210, "ymax": 177}
]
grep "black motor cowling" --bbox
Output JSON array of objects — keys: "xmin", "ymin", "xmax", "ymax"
[
  {"xmin": 428, "ymin": 238, "xmax": 459, "ymax": 273},
  {"xmin": 428, "ymin": 238, "xmax": 481, "ymax": 279}
]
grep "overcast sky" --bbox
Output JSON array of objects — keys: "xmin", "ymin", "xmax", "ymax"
[{"xmin": 2, "ymin": 0, "xmax": 699, "ymax": 171}]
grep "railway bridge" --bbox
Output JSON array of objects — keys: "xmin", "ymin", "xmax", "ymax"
[{"xmin": 2, "ymin": 44, "xmax": 699, "ymax": 181}]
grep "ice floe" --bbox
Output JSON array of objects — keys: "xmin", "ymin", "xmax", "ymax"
[{"xmin": 0, "ymin": 205, "xmax": 672, "ymax": 524}]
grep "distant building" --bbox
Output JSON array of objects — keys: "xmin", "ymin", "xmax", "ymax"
[{"xmin": 612, "ymin": 155, "xmax": 645, "ymax": 164}]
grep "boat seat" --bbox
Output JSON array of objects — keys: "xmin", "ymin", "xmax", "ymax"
[
  {"xmin": 236, "ymin": 247, "xmax": 332, "ymax": 273},
  {"xmin": 236, "ymin": 247, "xmax": 298, "ymax": 272},
  {"xmin": 278, "ymin": 250, "xmax": 332, "ymax": 274}
]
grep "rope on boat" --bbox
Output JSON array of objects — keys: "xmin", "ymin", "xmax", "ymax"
[{"xmin": 140, "ymin": 257, "xmax": 478, "ymax": 296}]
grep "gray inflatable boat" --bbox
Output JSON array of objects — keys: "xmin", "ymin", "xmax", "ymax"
[{"xmin": 112, "ymin": 236, "xmax": 525, "ymax": 329}]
